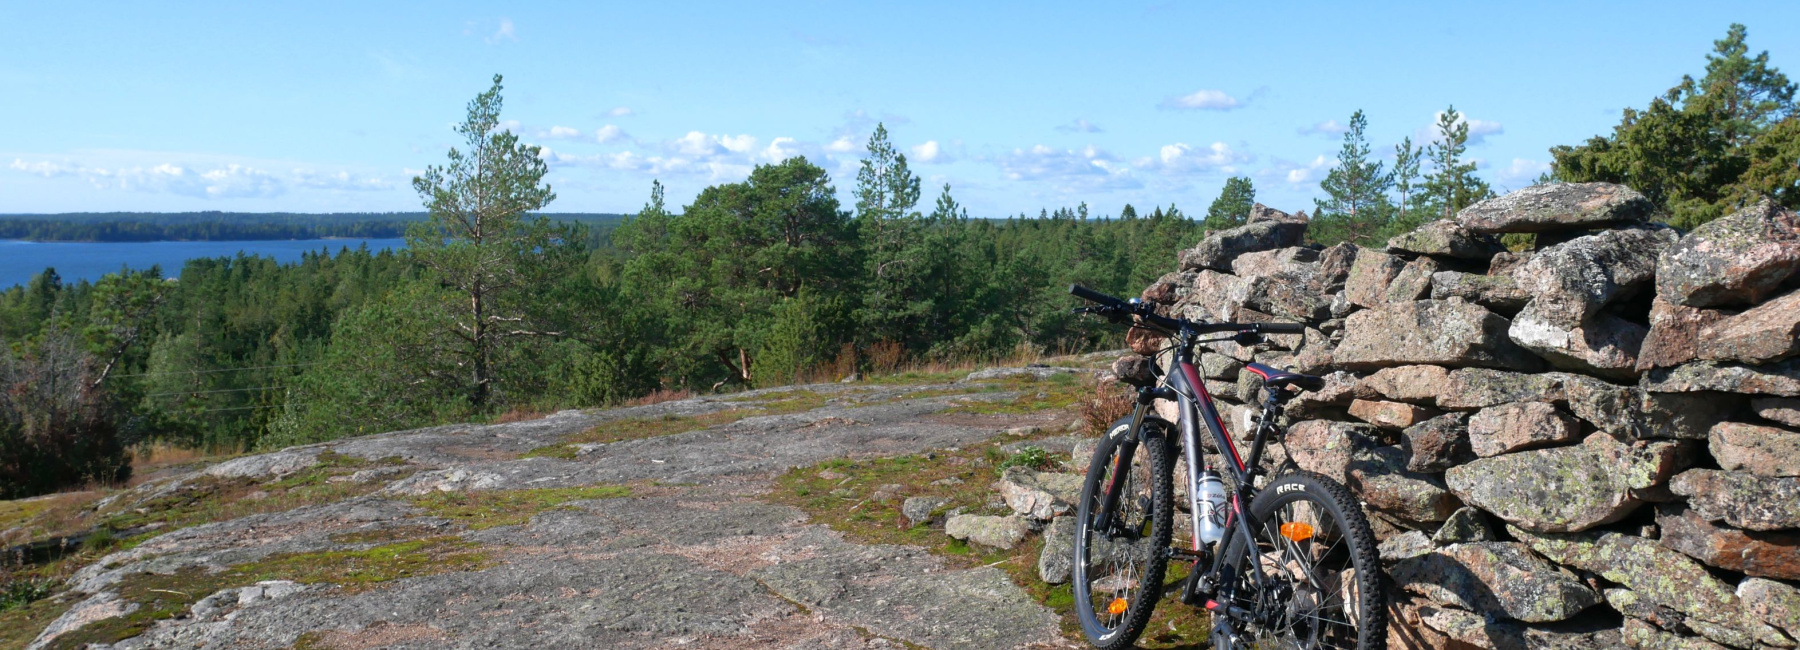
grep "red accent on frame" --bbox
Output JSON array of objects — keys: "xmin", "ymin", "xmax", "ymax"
[{"xmin": 1181, "ymin": 361, "xmax": 1245, "ymax": 473}]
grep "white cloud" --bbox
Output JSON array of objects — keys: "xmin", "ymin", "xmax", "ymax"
[
  {"xmin": 1055, "ymin": 119, "xmax": 1103, "ymax": 133},
  {"xmin": 608, "ymin": 106, "xmax": 633, "ymax": 117},
  {"xmin": 997, "ymin": 145, "xmax": 1139, "ymax": 191},
  {"xmin": 1299, "ymin": 119, "xmax": 1347, "ymax": 136},
  {"xmin": 718, "ymin": 134, "xmax": 757, "ymax": 153},
  {"xmin": 825, "ymin": 136, "xmax": 857, "ymax": 153},
  {"xmin": 1416, "ymin": 111, "xmax": 1505, "ymax": 146},
  {"xmin": 10, "ymin": 159, "xmax": 78, "ymax": 177},
  {"xmin": 291, "ymin": 169, "xmax": 394, "ymax": 191},
  {"xmin": 1255, "ymin": 155, "xmax": 1333, "ymax": 186},
  {"xmin": 1160, "ymin": 89, "xmax": 1243, "ymax": 111},
  {"xmin": 594, "ymin": 124, "xmax": 628, "ymax": 144},
  {"xmin": 7, "ymin": 156, "xmax": 406, "ymax": 198},
  {"xmin": 495, "ymin": 119, "xmax": 521, "ymax": 133},
  {"xmin": 488, "ymin": 18, "xmax": 516, "ymax": 43},
  {"xmin": 545, "ymin": 125, "xmax": 581, "ymax": 139},
  {"xmin": 762, "ymin": 137, "xmax": 803, "ymax": 162},
  {"xmin": 911, "ymin": 140, "xmax": 951, "ymax": 164},
  {"xmin": 1145, "ymin": 141, "xmax": 1251, "ymax": 175}
]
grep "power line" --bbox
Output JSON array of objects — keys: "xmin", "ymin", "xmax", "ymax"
[
  {"xmin": 109, "ymin": 362, "xmax": 321, "ymax": 379},
  {"xmin": 193, "ymin": 403, "xmax": 306, "ymax": 414}
]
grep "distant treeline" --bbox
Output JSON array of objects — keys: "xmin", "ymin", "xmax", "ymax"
[{"xmin": 0, "ymin": 212, "xmax": 627, "ymax": 243}]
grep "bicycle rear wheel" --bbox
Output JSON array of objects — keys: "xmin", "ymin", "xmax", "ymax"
[
  {"xmin": 1072, "ymin": 417, "xmax": 1174, "ymax": 649},
  {"xmin": 1217, "ymin": 471, "xmax": 1385, "ymax": 650}
]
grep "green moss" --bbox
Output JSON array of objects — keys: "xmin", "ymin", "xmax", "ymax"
[
  {"xmin": 44, "ymin": 537, "xmax": 491, "ymax": 649},
  {"xmin": 0, "ymin": 593, "xmax": 74, "ymax": 649},
  {"xmin": 408, "ymin": 485, "xmax": 631, "ymax": 530}
]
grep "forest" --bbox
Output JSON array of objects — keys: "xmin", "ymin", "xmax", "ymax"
[{"xmin": 0, "ymin": 24, "xmax": 1791, "ymax": 499}]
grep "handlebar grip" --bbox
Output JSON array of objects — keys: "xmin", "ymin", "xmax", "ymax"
[
  {"xmin": 1068, "ymin": 284, "xmax": 1125, "ymax": 307},
  {"xmin": 1257, "ymin": 322, "xmax": 1307, "ymax": 334}
]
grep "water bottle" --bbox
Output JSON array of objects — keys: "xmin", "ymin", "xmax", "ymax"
[{"xmin": 1197, "ymin": 468, "xmax": 1227, "ymax": 544}]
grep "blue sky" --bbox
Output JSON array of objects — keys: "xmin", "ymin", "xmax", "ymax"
[{"xmin": 2, "ymin": 1, "xmax": 1796, "ymax": 218}]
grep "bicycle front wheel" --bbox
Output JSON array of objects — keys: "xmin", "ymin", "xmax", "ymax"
[
  {"xmin": 1217, "ymin": 471, "xmax": 1386, "ymax": 650},
  {"xmin": 1072, "ymin": 417, "xmax": 1174, "ymax": 649}
]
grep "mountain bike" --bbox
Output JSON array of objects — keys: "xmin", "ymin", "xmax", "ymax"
[{"xmin": 1067, "ymin": 284, "xmax": 1385, "ymax": 650}]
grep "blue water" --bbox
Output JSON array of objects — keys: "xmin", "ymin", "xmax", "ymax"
[{"xmin": 0, "ymin": 239, "xmax": 408, "ymax": 288}]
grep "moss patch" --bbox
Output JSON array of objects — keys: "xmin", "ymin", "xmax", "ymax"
[
  {"xmin": 43, "ymin": 537, "xmax": 490, "ymax": 649},
  {"xmin": 408, "ymin": 485, "xmax": 631, "ymax": 530},
  {"xmin": 0, "ymin": 592, "xmax": 75, "ymax": 649},
  {"xmin": 765, "ymin": 425, "xmax": 1212, "ymax": 648},
  {"xmin": 947, "ymin": 373, "xmax": 1086, "ymax": 416}
]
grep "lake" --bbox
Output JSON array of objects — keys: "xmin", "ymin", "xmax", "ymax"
[{"xmin": 0, "ymin": 239, "xmax": 408, "ymax": 288}]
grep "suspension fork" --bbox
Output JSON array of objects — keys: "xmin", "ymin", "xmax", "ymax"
[{"xmin": 1092, "ymin": 400, "xmax": 1150, "ymax": 535}]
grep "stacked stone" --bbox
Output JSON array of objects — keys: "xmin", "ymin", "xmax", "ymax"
[{"xmin": 1126, "ymin": 185, "xmax": 1800, "ymax": 649}]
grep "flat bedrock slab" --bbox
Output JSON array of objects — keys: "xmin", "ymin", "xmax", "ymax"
[
  {"xmin": 1456, "ymin": 182, "xmax": 1655, "ymax": 234},
  {"xmin": 1657, "ymin": 198, "xmax": 1800, "ymax": 309}
]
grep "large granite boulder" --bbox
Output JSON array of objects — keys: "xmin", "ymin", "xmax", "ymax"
[
  {"xmin": 1467, "ymin": 401, "xmax": 1580, "ymax": 457},
  {"xmin": 1312, "ymin": 242, "xmax": 1359, "ymax": 294},
  {"xmin": 1658, "ymin": 505, "xmax": 1800, "ymax": 581},
  {"xmin": 1390, "ymin": 542, "xmax": 1600, "ymax": 623},
  {"xmin": 1386, "ymin": 219, "xmax": 1507, "ymax": 260},
  {"xmin": 1456, "ymin": 182, "xmax": 1655, "ymax": 233},
  {"xmin": 1430, "ymin": 271, "xmax": 1531, "ymax": 312},
  {"xmin": 1244, "ymin": 275, "xmax": 1331, "ymax": 321},
  {"xmin": 1638, "ymin": 298, "xmax": 1730, "ymax": 371},
  {"xmin": 1230, "ymin": 246, "xmax": 1319, "ymax": 284},
  {"xmin": 1444, "ymin": 432, "xmax": 1680, "ymax": 532},
  {"xmin": 1284, "ymin": 420, "xmax": 1382, "ymax": 485},
  {"xmin": 1697, "ymin": 288, "xmax": 1800, "ymax": 365},
  {"xmin": 1511, "ymin": 225, "xmax": 1678, "ymax": 327},
  {"xmin": 1176, "ymin": 270, "xmax": 1251, "ymax": 322},
  {"xmin": 1511, "ymin": 526, "xmax": 1779, "ymax": 644},
  {"xmin": 1437, "ymin": 367, "xmax": 1564, "ymax": 410},
  {"xmin": 1179, "ymin": 209, "xmax": 1308, "ymax": 272},
  {"xmin": 1347, "ymin": 399, "xmax": 1439, "ymax": 430},
  {"xmin": 1670, "ymin": 469, "xmax": 1800, "ymax": 531},
  {"xmin": 1740, "ymin": 578, "xmax": 1800, "ymax": 642},
  {"xmin": 1384, "ymin": 257, "xmax": 1439, "ymax": 303},
  {"xmin": 1401, "ymin": 413, "xmax": 1473, "ymax": 473},
  {"xmin": 1657, "ymin": 199, "xmax": 1800, "ymax": 308},
  {"xmin": 1710, "ymin": 421, "xmax": 1800, "ymax": 477},
  {"xmin": 1508, "ymin": 304, "xmax": 1648, "ymax": 380},
  {"xmin": 1644, "ymin": 359, "xmax": 1800, "ymax": 397},
  {"xmin": 1333, "ymin": 299, "xmax": 1541, "ymax": 371},
  {"xmin": 1360, "ymin": 365, "xmax": 1450, "ymax": 404},
  {"xmin": 1349, "ymin": 445, "xmax": 1461, "ymax": 523},
  {"xmin": 1560, "ymin": 374, "xmax": 1736, "ymax": 440},
  {"xmin": 1343, "ymin": 250, "xmax": 1406, "ymax": 308}
]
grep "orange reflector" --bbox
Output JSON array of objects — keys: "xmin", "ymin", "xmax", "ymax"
[
  {"xmin": 1280, "ymin": 522, "xmax": 1315, "ymax": 542},
  {"xmin": 1108, "ymin": 598, "xmax": 1129, "ymax": 615}
]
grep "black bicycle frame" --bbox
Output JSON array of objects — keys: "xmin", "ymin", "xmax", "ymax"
[{"xmin": 1092, "ymin": 325, "xmax": 1281, "ymax": 621}]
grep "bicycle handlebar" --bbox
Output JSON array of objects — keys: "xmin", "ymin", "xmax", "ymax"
[{"xmin": 1067, "ymin": 284, "xmax": 1307, "ymax": 336}]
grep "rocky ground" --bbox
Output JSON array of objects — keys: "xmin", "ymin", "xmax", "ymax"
[{"xmin": 0, "ymin": 359, "xmax": 1149, "ymax": 650}]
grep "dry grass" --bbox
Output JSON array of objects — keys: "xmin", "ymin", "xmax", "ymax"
[
  {"xmin": 492, "ymin": 406, "xmax": 554, "ymax": 424},
  {"xmin": 1076, "ymin": 375, "xmax": 1136, "ymax": 437},
  {"xmin": 625, "ymin": 388, "xmax": 695, "ymax": 407}
]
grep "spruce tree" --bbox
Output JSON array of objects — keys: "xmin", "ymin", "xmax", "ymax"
[{"xmin": 1391, "ymin": 136, "xmax": 1427, "ymax": 230}]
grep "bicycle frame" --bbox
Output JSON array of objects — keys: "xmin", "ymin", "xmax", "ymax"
[{"xmin": 1094, "ymin": 325, "xmax": 1284, "ymax": 622}]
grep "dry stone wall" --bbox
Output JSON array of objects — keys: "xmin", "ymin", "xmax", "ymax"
[{"xmin": 1125, "ymin": 183, "xmax": 1800, "ymax": 649}]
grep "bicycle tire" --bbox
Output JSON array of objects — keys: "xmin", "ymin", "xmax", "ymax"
[
  {"xmin": 1216, "ymin": 471, "xmax": 1386, "ymax": 650},
  {"xmin": 1072, "ymin": 416, "xmax": 1175, "ymax": 649}
]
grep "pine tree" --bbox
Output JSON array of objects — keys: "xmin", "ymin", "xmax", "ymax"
[
  {"xmin": 1316, "ymin": 110, "xmax": 1394, "ymax": 221},
  {"xmin": 1391, "ymin": 137, "xmax": 1428, "ymax": 230},
  {"xmin": 1422, "ymin": 106, "xmax": 1493, "ymax": 219},
  {"xmin": 853, "ymin": 123, "xmax": 931, "ymax": 351},
  {"xmin": 406, "ymin": 74, "xmax": 560, "ymax": 409},
  {"xmin": 1205, "ymin": 177, "xmax": 1256, "ymax": 230}
]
